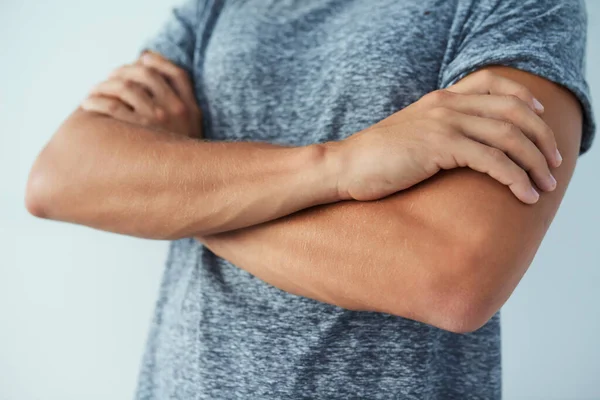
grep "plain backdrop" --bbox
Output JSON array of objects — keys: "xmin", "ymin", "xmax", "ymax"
[{"xmin": 1, "ymin": 0, "xmax": 598, "ymax": 399}]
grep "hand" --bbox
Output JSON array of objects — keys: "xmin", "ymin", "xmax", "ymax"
[
  {"xmin": 334, "ymin": 70, "xmax": 562, "ymax": 204},
  {"xmin": 81, "ymin": 52, "xmax": 202, "ymax": 138}
]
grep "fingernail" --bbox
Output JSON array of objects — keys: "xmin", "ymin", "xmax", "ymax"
[
  {"xmin": 547, "ymin": 174, "xmax": 557, "ymax": 190},
  {"xmin": 529, "ymin": 187, "xmax": 540, "ymax": 203},
  {"xmin": 555, "ymin": 149, "xmax": 563, "ymax": 166},
  {"xmin": 533, "ymin": 98, "xmax": 544, "ymax": 113}
]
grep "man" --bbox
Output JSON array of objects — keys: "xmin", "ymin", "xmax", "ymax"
[{"xmin": 26, "ymin": 0, "xmax": 594, "ymax": 398}]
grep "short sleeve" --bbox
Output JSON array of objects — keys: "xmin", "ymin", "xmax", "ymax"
[
  {"xmin": 439, "ymin": 0, "xmax": 595, "ymax": 155},
  {"xmin": 140, "ymin": 0, "xmax": 202, "ymax": 75}
]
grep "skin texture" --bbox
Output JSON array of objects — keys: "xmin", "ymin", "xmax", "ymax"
[
  {"xmin": 199, "ymin": 66, "xmax": 582, "ymax": 332},
  {"xmin": 27, "ymin": 52, "xmax": 340, "ymax": 238},
  {"xmin": 25, "ymin": 115, "xmax": 339, "ymax": 238},
  {"xmin": 25, "ymin": 52, "xmax": 582, "ymax": 332}
]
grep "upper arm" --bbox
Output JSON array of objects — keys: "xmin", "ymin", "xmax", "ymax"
[
  {"xmin": 420, "ymin": 0, "xmax": 595, "ymax": 329},
  {"xmin": 398, "ymin": 65, "xmax": 584, "ymax": 331},
  {"xmin": 464, "ymin": 66, "xmax": 583, "ymax": 267}
]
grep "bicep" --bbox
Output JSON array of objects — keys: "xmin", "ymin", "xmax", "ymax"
[
  {"xmin": 449, "ymin": 66, "xmax": 582, "ymax": 261},
  {"xmin": 402, "ymin": 65, "xmax": 582, "ymax": 318}
]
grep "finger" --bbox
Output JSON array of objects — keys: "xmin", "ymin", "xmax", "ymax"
[
  {"xmin": 447, "ymin": 70, "xmax": 545, "ymax": 115},
  {"xmin": 447, "ymin": 135, "xmax": 540, "ymax": 204},
  {"xmin": 443, "ymin": 93, "xmax": 561, "ymax": 167},
  {"xmin": 443, "ymin": 110, "xmax": 557, "ymax": 192},
  {"xmin": 110, "ymin": 65, "xmax": 182, "ymax": 111},
  {"xmin": 89, "ymin": 79, "xmax": 157, "ymax": 118},
  {"xmin": 80, "ymin": 96, "xmax": 141, "ymax": 124},
  {"xmin": 140, "ymin": 52, "xmax": 196, "ymax": 106}
]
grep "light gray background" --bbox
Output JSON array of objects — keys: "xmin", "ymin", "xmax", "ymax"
[{"xmin": 0, "ymin": 0, "xmax": 598, "ymax": 399}]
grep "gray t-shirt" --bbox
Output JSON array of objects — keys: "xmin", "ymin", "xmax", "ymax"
[{"xmin": 135, "ymin": 0, "xmax": 595, "ymax": 399}]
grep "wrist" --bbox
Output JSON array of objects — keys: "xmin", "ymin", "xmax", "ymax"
[{"xmin": 314, "ymin": 141, "xmax": 351, "ymax": 202}]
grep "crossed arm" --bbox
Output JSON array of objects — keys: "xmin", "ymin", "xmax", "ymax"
[
  {"xmin": 198, "ymin": 67, "xmax": 583, "ymax": 333},
  {"xmin": 26, "ymin": 59, "xmax": 582, "ymax": 333}
]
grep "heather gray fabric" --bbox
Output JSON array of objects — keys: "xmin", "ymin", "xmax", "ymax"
[{"xmin": 135, "ymin": 1, "xmax": 595, "ymax": 399}]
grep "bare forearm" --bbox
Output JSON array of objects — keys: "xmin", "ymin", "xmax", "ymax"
[
  {"xmin": 199, "ymin": 67, "xmax": 582, "ymax": 333},
  {"xmin": 200, "ymin": 169, "xmax": 478, "ymax": 331},
  {"xmin": 26, "ymin": 110, "xmax": 340, "ymax": 239},
  {"xmin": 199, "ymin": 194, "xmax": 435, "ymax": 313},
  {"xmin": 199, "ymin": 166, "xmax": 566, "ymax": 333}
]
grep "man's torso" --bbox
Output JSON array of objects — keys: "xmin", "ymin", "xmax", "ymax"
[{"xmin": 136, "ymin": 1, "xmax": 502, "ymax": 399}]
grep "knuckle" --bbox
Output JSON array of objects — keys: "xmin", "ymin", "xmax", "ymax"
[
  {"xmin": 121, "ymin": 79, "xmax": 135, "ymax": 90},
  {"xmin": 514, "ymin": 86, "xmax": 533, "ymax": 101},
  {"xmin": 427, "ymin": 106, "xmax": 452, "ymax": 120},
  {"xmin": 154, "ymin": 108, "xmax": 167, "ymax": 122},
  {"xmin": 172, "ymin": 101, "xmax": 188, "ymax": 116},
  {"xmin": 504, "ymin": 94, "xmax": 523, "ymax": 106},
  {"xmin": 425, "ymin": 89, "xmax": 451, "ymax": 105},
  {"xmin": 487, "ymin": 147, "xmax": 506, "ymax": 162},
  {"xmin": 503, "ymin": 95, "xmax": 525, "ymax": 117},
  {"xmin": 499, "ymin": 121, "xmax": 519, "ymax": 138},
  {"xmin": 137, "ymin": 65, "xmax": 155, "ymax": 80},
  {"xmin": 174, "ymin": 67, "xmax": 188, "ymax": 81},
  {"xmin": 107, "ymin": 100, "xmax": 120, "ymax": 114}
]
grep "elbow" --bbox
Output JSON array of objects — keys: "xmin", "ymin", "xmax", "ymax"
[
  {"xmin": 430, "ymin": 243, "xmax": 505, "ymax": 334},
  {"xmin": 25, "ymin": 113, "xmax": 90, "ymax": 220},
  {"xmin": 385, "ymin": 290, "xmax": 494, "ymax": 335},
  {"xmin": 25, "ymin": 137, "xmax": 76, "ymax": 220},
  {"xmin": 25, "ymin": 175, "xmax": 45, "ymax": 218},
  {"xmin": 428, "ymin": 290, "xmax": 497, "ymax": 334},
  {"xmin": 25, "ymin": 157, "xmax": 57, "ymax": 219},
  {"xmin": 389, "ymin": 240, "xmax": 501, "ymax": 334}
]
